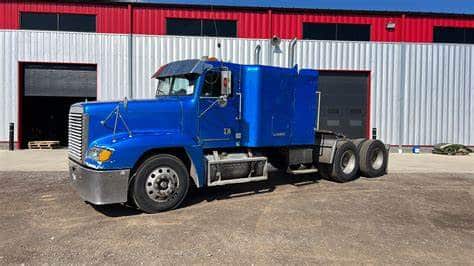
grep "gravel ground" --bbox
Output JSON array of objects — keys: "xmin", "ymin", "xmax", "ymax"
[{"xmin": 1, "ymin": 170, "xmax": 473, "ymax": 264}]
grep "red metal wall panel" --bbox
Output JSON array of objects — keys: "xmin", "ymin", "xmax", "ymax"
[
  {"xmin": 0, "ymin": 1, "xmax": 129, "ymax": 33},
  {"xmin": 0, "ymin": 1, "xmax": 473, "ymax": 43},
  {"xmin": 271, "ymin": 12, "xmax": 403, "ymax": 41},
  {"xmin": 403, "ymin": 15, "xmax": 474, "ymax": 42},
  {"xmin": 132, "ymin": 6, "xmax": 270, "ymax": 38}
]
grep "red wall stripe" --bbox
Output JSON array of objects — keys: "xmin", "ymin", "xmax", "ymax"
[
  {"xmin": 271, "ymin": 11, "xmax": 403, "ymax": 42},
  {"xmin": 132, "ymin": 6, "xmax": 270, "ymax": 38},
  {"xmin": 403, "ymin": 15, "xmax": 474, "ymax": 42},
  {"xmin": 0, "ymin": 1, "xmax": 129, "ymax": 33},
  {"xmin": 0, "ymin": 1, "xmax": 473, "ymax": 42}
]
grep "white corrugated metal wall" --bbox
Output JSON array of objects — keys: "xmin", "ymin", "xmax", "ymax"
[
  {"xmin": 132, "ymin": 35, "xmax": 269, "ymax": 99},
  {"xmin": 402, "ymin": 44, "xmax": 474, "ymax": 146},
  {"xmin": 0, "ymin": 30, "xmax": 130, "ymax": 146},
  {"xmin": 0, "ymin": 30, "xmax": 473, "ymax": 146}
]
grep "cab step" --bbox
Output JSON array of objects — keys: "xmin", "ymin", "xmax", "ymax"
[{"xmin": 205, "ymin": 151, "xmax": 268, "ymax": 186}]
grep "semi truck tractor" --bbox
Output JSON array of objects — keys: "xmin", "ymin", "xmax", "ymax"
[{"xmin": 68, "ymin": 59, "xmax": 388, "ymax": 213}]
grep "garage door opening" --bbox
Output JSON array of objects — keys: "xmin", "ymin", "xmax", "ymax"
[
  {"xmin": 318, "ymin": 71, "xmax": 370, "ymax": 138},
  {"xmin": 19, "ymin": 63, "xmax": 97, "ymax": 148}
]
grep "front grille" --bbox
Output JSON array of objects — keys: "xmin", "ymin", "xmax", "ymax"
[{"xmin": 68, "ymin": 112, "xmax": 84, "ymax": 162}]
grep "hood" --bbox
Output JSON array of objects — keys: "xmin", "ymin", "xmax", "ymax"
[{"xmin": 77, "ymin": 98, "xmax": 184, "ymax": 147}]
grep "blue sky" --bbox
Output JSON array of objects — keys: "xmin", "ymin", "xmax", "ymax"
[{"xmin": 118, "ymin": 0, "xmax": 474, "ymax": 15}]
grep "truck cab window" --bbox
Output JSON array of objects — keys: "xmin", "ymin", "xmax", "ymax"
[
  {"xmin": 201, "ymin": 71, "xmax": 221, "ymax": 97},
  {"xmin": 170, "ymin": 75, "xmax": 196, "ymax": 96},
  {"xmin": 156, "ymin": 74, "xmax": 197, "ymax": 97},
  {"xmin": 156, "ymin": 77, "xmax": 172, "ymax": 96}
]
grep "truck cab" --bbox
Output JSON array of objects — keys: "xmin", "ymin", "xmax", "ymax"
[{"xmin": 69, "ymin": 59, "xmax": 388, "ymax": 213}]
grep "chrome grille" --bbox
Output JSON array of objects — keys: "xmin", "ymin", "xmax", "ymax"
[{"xmin": 68, "ymin": 112, "xmax": 84, "ymax": 162}]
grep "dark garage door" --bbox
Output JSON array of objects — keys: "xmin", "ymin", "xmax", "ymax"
[
  {"xmin": 21, "ymin": 63, "xmax": 97, "ymax": 148},
  {"xmin": 318, "ymin": 71, "xmax": 369, "ymax": 138}
]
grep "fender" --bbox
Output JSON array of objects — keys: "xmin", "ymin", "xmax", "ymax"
[{"xmin": 84, "ymin": 131, "xmax": 205, "ymax": 187}]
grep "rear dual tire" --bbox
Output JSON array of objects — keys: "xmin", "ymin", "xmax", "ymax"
[
  {"xmin": 318, "ymin": 139, "xmax": 388, "ymax": 182},
  {"xmin": 351, "ymin": 138, "xmax": 368, "ymax": 152},
  {"xmin": 318, "ymin": 140, "xmax": 360, "ymax": 183},
  {"xmin": 359, "ymin": 139, "xmax": 388, "ymax": 177}
]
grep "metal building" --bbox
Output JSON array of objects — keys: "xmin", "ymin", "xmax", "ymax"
[{"xmin": 0, "ymin": 0, "xmax": 473, "ymax": 148}]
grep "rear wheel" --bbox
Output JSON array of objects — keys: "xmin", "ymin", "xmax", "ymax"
[
  {"xmin": 359, "ymin": 140, "xmax": 388, "ymax": 177},
  {"xmin": 351, "ymin": 138, "xmax": 367, "ymax": 152},
  {"xmin": 132, "ymin": 154, "xmax": 189, "ymax": 213},
  {"xmin": 319, "ymin": 140, "xmax": 360, "ymax": 183}
]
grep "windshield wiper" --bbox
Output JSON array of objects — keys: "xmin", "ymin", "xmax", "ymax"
[{"xmin": 156, "ymin": 88, "xmax": 168, "ymax": 96}]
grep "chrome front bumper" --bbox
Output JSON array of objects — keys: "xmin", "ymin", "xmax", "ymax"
[{"xmin": 69, "ymin": 159, "xmax": 130, "ymax": 205}]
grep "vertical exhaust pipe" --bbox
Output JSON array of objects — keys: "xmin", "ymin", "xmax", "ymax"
[
  {"xmin": 254, "ymin": 44, "xmax": 262, "ymax": 64},
  {"xmin": 288, "ymin": 38, "xmax": 297, "ymax": 68}
]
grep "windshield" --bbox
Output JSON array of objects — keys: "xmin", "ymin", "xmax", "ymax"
[{"xmin": 156, "ymin": 74, "xmax": 198, "ymax": 97}]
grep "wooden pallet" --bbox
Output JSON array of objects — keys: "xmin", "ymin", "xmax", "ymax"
[{"xmin": 28, "ymin": 141, "xmax": 60, "ymax": 150}]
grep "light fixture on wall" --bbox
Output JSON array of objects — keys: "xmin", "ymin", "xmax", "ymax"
[
  {"xmin": 386, "ymin": 22, "xmax": 396, "ymax": 30},
  {"xmin": 271, "ymin": 35, "xmax": 281, "ymax": 46}
]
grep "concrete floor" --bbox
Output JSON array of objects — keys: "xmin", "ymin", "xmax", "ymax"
[
  {"xmin": 0, "ymin": 150, "xmax": 473, "ymax": 264},
  {"xmin": 0, "ymin": 149, "xmax": 68, "ymax": 171},
  {"xmin": 1, "ymin": 149, "xmax": 474, "ymax": 173}
]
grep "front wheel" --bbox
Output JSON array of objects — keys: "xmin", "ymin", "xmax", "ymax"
[{"xmin": 132, "ymin": 154, "xmax": 189, "ymax": 213}]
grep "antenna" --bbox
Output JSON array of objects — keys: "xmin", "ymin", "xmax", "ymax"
[{"xmin": 209, "ymin": 0, "xmax": 224, "ymax": 67}]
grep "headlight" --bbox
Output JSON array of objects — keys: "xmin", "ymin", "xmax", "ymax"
[{"xmin": 86, "ymin": 147, "xmax": 113, "ymax": 163}]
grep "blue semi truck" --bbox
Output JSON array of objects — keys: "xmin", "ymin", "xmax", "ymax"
[{"xmin": 68, "ymin": 59, "xmax": 388, "ymax": 213}]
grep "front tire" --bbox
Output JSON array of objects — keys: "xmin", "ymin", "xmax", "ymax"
[{"xmin": 132, "ymin": 154, "xmax": 189, "ymax": 213}]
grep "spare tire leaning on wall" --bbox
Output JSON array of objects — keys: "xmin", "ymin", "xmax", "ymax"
[{"xmin": 358, "ymin": 139, "xmax": 388, "ymax": 177}]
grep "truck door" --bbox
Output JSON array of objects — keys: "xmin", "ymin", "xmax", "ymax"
[{"xmin": 198, "ymin": 70, "xmax": 240, "ymax": 148}]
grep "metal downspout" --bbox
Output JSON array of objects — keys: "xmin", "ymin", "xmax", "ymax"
[
  {"xmin": 398, "ymin": 14, "xmax": 407, "ymax": 152},
  {"xmin": 288, "ymin": 38, "xmax": 297, "ymax": 68},
  {"xmin": 398, "ymin": 43, "xmax": 407, "ymax": 152},
  {"xmin": 128, "ymin": 4, "xmax": 133, "ymax": 99}
]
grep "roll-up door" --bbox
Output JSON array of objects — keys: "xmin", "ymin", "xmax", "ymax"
[
  {"xmin": 20, "ymin": 63, "xmax": 97, "ymax": 148},
  {"xmin": 318, "ymin": 71, "xmax": 369, "ymax": 138},
  {"xmin": 24, "ymin": 63, "xmax": 96, "ymax": 97}
]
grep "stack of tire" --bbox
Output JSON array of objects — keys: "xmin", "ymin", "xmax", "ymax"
[{"xmin": 318, "ymin": 139, "xmax": 388, "ymax": 183}]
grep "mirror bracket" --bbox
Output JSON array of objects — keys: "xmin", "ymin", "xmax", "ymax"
[{"xmin": 218, "ymin": 95, "xmax": 228, "ymax": 107}]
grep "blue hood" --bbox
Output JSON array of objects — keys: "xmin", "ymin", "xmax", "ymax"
[{"xmin": 79, "ymin": 98, "xmax": 184, "ymax": 147}]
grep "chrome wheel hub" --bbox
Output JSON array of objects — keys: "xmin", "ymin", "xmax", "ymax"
[
  {"xmin": 145, "ymin": 167, "xmax": 179, "ymax": 202},
  {"xmin": 340, "ymin": 150, "xmax": 356, "ymax": 174},
  {"xmin": 371, "ymin": 148, "xmax": 384, "ymax": 170}
]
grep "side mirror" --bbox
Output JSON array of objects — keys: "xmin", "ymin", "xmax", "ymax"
[{"xmin": 221, "ymin": 70, "xmax": 232, "ymax": 96}]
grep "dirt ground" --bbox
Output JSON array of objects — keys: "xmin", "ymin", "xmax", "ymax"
[{"xmin": 1, "ymin": 169, "xmax": 473, "ymax": 264}]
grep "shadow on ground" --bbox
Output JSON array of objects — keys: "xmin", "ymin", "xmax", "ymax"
[{"xmin": 92, "ymin": 170, "xmax": 321, "ymax": 217}]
